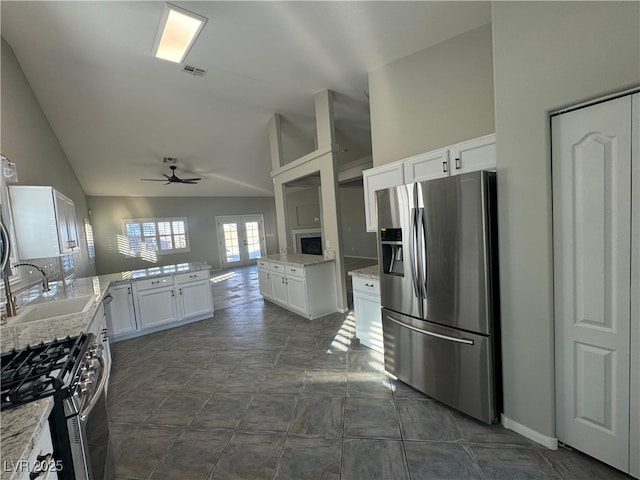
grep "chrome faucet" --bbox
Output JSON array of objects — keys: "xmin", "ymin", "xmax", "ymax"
[
  {"xmin": 13, "ymin": 263, "xmax": 50, "ymax": 293},
  {"xmin": 4, "ymin": 263, "xmax": 51, "ymax": 318}
]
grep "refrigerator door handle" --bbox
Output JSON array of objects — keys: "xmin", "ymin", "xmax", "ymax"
[
  {"xmin": 417, "ymin": 207, "xmax": 428, "ymax": 298},
  {"xmin": 386, "ymin": 315, "xmax": 475, "ymax": 345},
  {"xmin": 409, "ymin": 207, "xmax": 421, "ymax": 299}
]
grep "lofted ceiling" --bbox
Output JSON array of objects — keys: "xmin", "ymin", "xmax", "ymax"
[{"xmin": 1, "ymin": 1, "xmax": 491, "ymax": 197}]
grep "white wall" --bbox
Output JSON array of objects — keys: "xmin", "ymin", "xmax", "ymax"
[
  {"xmin": 87, "ymin": 195, "xmax": 278, "ymax": 274},
  {"xmin": 368, "ymin": 24, "xmax": 495, "ymax": 167},
  {"xmin": 492, "ymin": 1, "xmax": 640, "ymax": 439},
  {"xmin": 1, "ymin": 38, "xmax": 95, "ymax": 278}
]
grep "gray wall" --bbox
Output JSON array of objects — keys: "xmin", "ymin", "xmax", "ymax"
[
  {"xmin": 1, "ymin": 38, "xmax": 95, "ymax": 279},
  {"xmin": 492, "ymin": 1, "xmax": 640, "ymax": 438},
  {"xmin": 368, "ymin": 23, "xmax": 495, "ymax": 167},
  {"xmin": 339, "ymin": 184, "xmax": 377, "ymax": 259},
  {"xmin": 87, "ymin": 195, "xmax": 278, "ymax": 274}
]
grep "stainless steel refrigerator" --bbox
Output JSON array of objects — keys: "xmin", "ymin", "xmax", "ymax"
[{"xmin": 376, "ymin": 170, "xmax": 500, "ymax": 424}]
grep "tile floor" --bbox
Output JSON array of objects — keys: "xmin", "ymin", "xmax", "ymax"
[{"xmin": 108, "ymin": 266, "xmax": 631, "ymax": 480}]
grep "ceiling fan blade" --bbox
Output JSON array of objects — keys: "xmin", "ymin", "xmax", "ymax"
[
  {"xmin": 141, "ymin": 178, "xmax": 168, "ymax": 181},
  {"xmin": 180, "ymin": 177, "xmax": 202, "ymax": 182},
  {"xmin": 162, "ymin": 173, "xmax": 172, "ymax": 180},
  {"xmin": 181, "ymin": 180, "xmax": 199, "ymax": 184}
]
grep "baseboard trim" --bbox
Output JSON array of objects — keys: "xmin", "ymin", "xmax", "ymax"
[{"xmin": 501, "ymin": 414, "xmax": 559, "ymax": 450}]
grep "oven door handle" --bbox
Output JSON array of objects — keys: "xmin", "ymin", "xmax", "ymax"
[{"xmin": 80, "ymin": 355, "xmax": 108, "ymax": 422}]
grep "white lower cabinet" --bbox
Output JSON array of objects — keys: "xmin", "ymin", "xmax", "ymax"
[
  {"xmin": 135, "ymin": 283, "xmax": 179, "ymax": 329},
  {"xmin": 261, "ymin": 259, "xmax": 336, "ymax": 319},
  {"xmin": 106, "ymin": 283, "xmax": 137, "ymax": 338},
  {"xmin": 258, "ymin": 260, "xmax": 272, "ymax": 299},
  {"xmin": 17, "ymin": 422, "xmax": 57, "ymax": 480},
  {"xmin": 352, "ymin": 276, "xmax": 383, "ymax": 353},
  {"xmin": 108, "ymin": 269, "xmax": 214, "ymax": 342},
  {"xmin": 176, "ymin": 273, "xmax": 214, "ymax": 322}
]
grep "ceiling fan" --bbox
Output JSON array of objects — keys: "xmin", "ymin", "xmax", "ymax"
[{"xmin": 141, "ymin": 165, "xmax": 202, "ymax": 185}]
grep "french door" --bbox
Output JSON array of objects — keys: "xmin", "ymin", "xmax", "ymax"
[{"xmin": 216, "ymin": 215, "xmax": 266, "ymax": 268}]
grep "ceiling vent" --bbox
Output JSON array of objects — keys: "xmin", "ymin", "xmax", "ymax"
[
  {"xmin": 162, "ymin": 157, "xmax": 178, "ymax": 164},
  {"xmin": 181, "ymin": 65, "xmax": 207, "ymax": 77}
]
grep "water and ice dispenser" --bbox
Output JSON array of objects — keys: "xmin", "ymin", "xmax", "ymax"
[{"xmin": 380, "ymin": 228, "xmax": 404, "ymax": 276}]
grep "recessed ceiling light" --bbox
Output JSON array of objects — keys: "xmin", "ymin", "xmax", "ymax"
[{"xmin": 152, "ymin": 3, "xmax": 207, "ymax": 64}]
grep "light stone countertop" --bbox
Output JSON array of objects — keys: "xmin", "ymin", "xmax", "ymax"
[
  {"xmin": 0, "ymin": 398, "xmax": 54, "ymax": 480},
  {"xmin": 262, "ymin": 253, "xmax": 335, "ymax": 267},
  {"xmin": 0, "ymin": 262, "xmax": 210, "ymax": 475},
  {"xmin": 348, "ymin": 264, "xmax": 380, "ymax": 280}
]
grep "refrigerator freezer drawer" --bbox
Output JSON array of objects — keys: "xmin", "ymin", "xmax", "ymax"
[{"xmin": 382, "ymin": 308, "xmax": 498, "ymax": 424}]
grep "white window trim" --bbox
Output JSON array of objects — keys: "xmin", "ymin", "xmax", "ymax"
[{"xmin": 121, "ymin": 217, "xmax": 190, "ymax": 258}]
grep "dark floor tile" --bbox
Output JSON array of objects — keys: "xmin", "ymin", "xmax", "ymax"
[
  {"xmin": 396, "ymin": 398, "xmax": 464, "ymax": 441},
  {"xmin": 209, "ymin": 432, "xmax": 285, "ymax": 480},
  {"xmin": 346, "ymin": 371, "xmax": 394, "ymax": 398},
  {"xmin": 274, "ymin": 436, "xmax": 341, "ymax": 480},
  {"xmin": 112, "ymin": 425, "xmax": 182, "ymax": 479},
  {"xmin": 146, "ymin": 428, "xmax": 232, "ymax": 480},
  {"xmin": 238, "ymin": 394, "xmax": 296, "ymax": 432},
  {"xmin": 145, "ymin": 391, "xmax": 211, "ymax": 426},
  {"xmin": 452, "ymin": 411, "xmax": 534, "ymax": 447},
  {"xmin": 405, "ymin": 442, "xmax": 482, "ymax": 479},
  {"xmin": 471, "ymin": 446, "xmax": 562, "ymax": 479},
  {"xmin": 289, "ymin": 396, "xmax": 344, "ymax": 437},
  {"xmin": 302, "ymin": 370, "xmax": 347, "ymax": 397},
  {"xmin": 390, "ymin": 378, "xmax": 431, "ymax": 399},
  {"xmin": 539, "ymin": 446, "xmax": 632, "ymax": 480},
  {"xmin": 190, "ymin": 393, "xmax": 252, "ymax": 429},
  {"xmin": 109, "ymin": 389, "xmax": 172, "ymax": 424},
  {"xmin": 343, "ymin": 397, "xmax": 401, "ymax": 439},
  {"xmin": 259, "ymin": 369, "xmax": 306, "ymax": 394},
  {"xmin": 347, "ymin": 349, "xmax": 385, "ymax": 373},
  {"xmin": 341, "ymin": 438, "xmax": 409, "ymax": 480}
]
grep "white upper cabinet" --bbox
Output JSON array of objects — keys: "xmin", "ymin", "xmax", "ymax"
[
  {"xmin": 8, "ymin": 185, "xmax": 80, "ymax": 259},
  {"xmin": 363, "ymin": 134, "xmax": 496, "ymax": 232},
  {"xmin": 448, "ymin": 134, "xmax": 496, "ymax": 176},
  {"xmin": 403, "ymin": 148, "xmax": 450, "ymax": 183},
  {"xmin": 363, "ymin": 162, "xmax": 405, "ymax": 232}
]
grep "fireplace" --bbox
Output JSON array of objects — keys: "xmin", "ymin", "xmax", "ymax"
[{"xmin": 300, "ymin": 236, "xmax": 322, "ymax": 255}]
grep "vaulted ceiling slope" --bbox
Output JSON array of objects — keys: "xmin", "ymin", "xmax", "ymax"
[{"xmin": 1, "ymin": 1, "xmax": 491, "ymax": 197}]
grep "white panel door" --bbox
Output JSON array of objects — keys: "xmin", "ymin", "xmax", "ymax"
[
  {"xmin": 362, "ymin": 162, "xmax": 404, "ymax": 232},
  {"xmin": 552, "ymin": 95, "xmax": 632, "ymax": 473}
]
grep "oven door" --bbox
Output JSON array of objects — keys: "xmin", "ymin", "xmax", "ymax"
[{"xmin": 68, "ymin": 355, "xmax": 114, "ymax": 480}]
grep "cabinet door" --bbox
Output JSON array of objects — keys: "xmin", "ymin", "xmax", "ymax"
[
  {"xmin": 354, "ymin": 292, "xmax": 383, "ymax": 353},
  {"xmin": 448, "ymin": 134, "xmax": 496, "ymax": 175},
  {"xmin": 285, "ymin": 275, "xmax": 307, "ymax": 315},
  {"xmin": 136, "ymin": 285, "xmax": 178, "ymax": 329},
  {"xmin": 63, "ymin": 198, "xmax": 79, "ymax": 251},
  {"xmin": 270, "ymin": 270, "xmax": 287, "ymax": 304},
  {"xmin": 363, "ymin": 162, "xmax": 405, "ymax": 232},
  {"xmin": 403, "ymin": 148, "xmax": 450, "ymax": 183},
  {"xmin": 177, "ymin": 280, "xmax": 214, "ymax": 321},
  {"xmin": 107, "ymin": 284, "xmax": 137, "ymax": 336},
  {"xmin": 258, "ymin": 268, "xmax": 272, "ymax": 299}
]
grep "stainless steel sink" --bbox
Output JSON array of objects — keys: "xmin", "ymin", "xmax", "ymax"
[{"xmin": 12, "ymin": 295, "xmax": 95, "ymax": 324}]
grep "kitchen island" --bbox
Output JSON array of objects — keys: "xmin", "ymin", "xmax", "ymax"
[
  {"xmin": 257, "ymin": 253, "xmax": 337, "ymax": 319},
  {"xmin": 0, "ymin": 262, "xmax": 212, "ymax": 477}
]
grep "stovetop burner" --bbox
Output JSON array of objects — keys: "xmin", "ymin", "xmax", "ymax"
[{"xmin": 1, "ymin": 334, "xmax": 90, "ymax": 411}]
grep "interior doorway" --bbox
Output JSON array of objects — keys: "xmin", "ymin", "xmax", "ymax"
[{"xmin": 216, "ymin": 215, "xmax": 266, "ymax": 269}]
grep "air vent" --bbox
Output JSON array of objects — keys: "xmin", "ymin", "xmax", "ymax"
[
  {"xmin": 162, "ymin": 157, "xmax": 178, "ymax": 164},
  {"xmin": 181, "ymin": 65, "xmax": 207, "ymax": 77}
]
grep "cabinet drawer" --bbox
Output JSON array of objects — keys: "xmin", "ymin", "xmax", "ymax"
[
  {"xmin": 257, "ymin": 260, "xmax": 269, "ymax": 270},
  {"xmin": 175, "ymin": 270, "xmax": 210, "ymax": 284},
  {"xmin": 352, "ymin": 276, "xmax": 380, "ymax": 296},
  {"xmin": 270, "ymin": 262, "xmax": 284, "ymax": 273},
  {"xmin": 135, "ymin": 276, "xmax": 174, "ymax": 291},
  {"xmin": 285, "ymin": 265, "xmax": 304, "ymax": 278}
]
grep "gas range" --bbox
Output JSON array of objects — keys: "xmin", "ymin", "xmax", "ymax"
[
  {"xmin": 1, "ymin": 334, "xmax": 113, "ymax": 479},
  {"xmin": 1, "ymin": 334, "xmax": 92, "ymax": 410}
]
